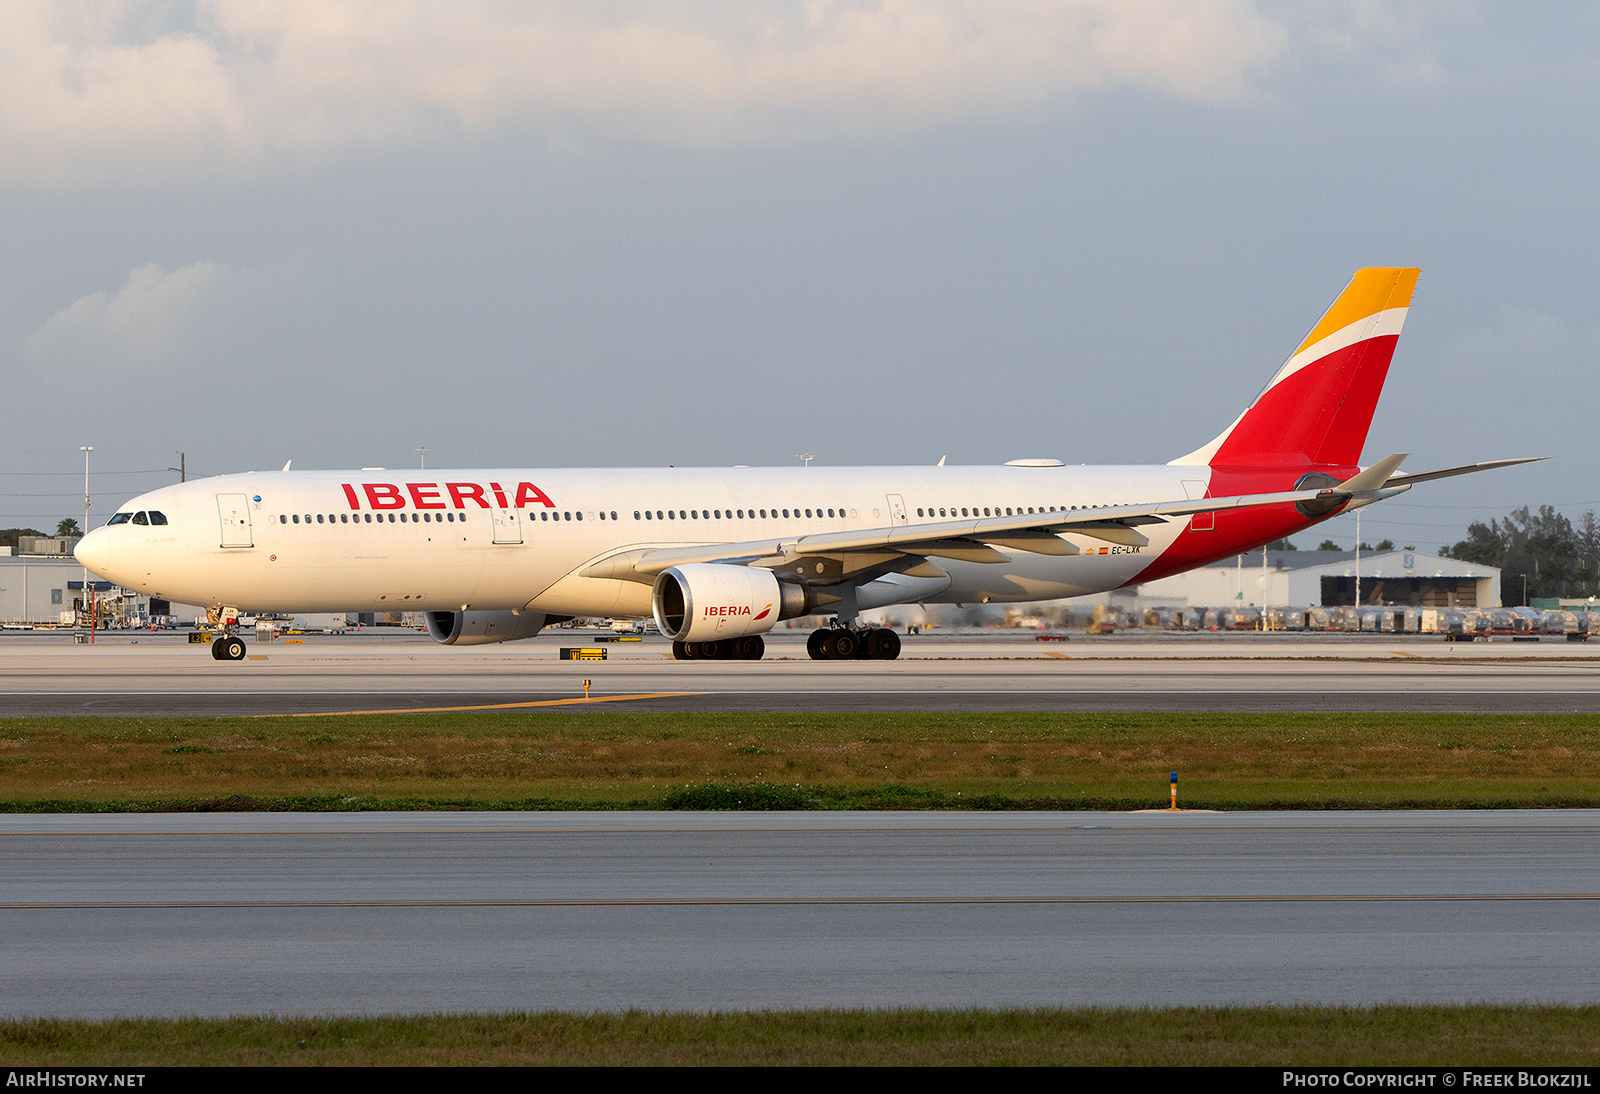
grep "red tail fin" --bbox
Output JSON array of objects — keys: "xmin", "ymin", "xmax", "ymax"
[{"xmin": 1171, "ymin": 268, "xmax": 1420, "ymax": 468}]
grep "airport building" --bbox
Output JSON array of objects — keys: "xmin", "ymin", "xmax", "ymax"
[
  {"xmin": 1132, "ymin": 549, "xmax": 1500, "ymax": 609},
  {"xmin": 0, "ymin": 541, "xmax": 206, "ymax": 625}
]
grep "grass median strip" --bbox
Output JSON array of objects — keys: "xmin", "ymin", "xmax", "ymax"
[
  {"xmin": 3, "ymin": 1004, "xmax": 1598, "ymax": 1065},
  {"xmin": 1, "ymin": 711, "xmax": 1597, "ymax": 812}
]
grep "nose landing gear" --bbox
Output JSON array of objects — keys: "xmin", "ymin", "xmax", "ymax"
[
  {"xmin": 807, "ymin": 627, "xmax": 901, "ymax": 660},
  {"xmin": 205, "ymin": 606, "xmax": 247, "ymax": 661}
]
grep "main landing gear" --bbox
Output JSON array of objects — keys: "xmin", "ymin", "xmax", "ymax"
[
  {"xmin": 807, "ymin": 627, "xmax": 901, "ymax": 660},
  {"xmin": 211, "ymin": 635, "xmax": 246, "ymax": 661},
  {"xmin": 673, "ymin": 636, "xmax": 766, "ymax": 660}
]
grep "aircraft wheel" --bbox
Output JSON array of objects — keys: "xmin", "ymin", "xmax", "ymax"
[
  {"xmin": 210, "ymin": 637, "xmax": 226, "ymax": 660},
  {"xmin": 865, "ymin": 628, "xmax": 901, "ymax": 660},
  {"xmin": 734, "ymin": 635, "xmax": 765, "ymax": 660},
  {"xmin": 807, "ymin": 629, "xmax": 830, "ymax": 660},
  {"xmin": 831, "ymin": 630, "xmax": 859, "ymax": 659},
  {"xmin": 221, "ymin": 636, "xmax": 246, "ymax": 661},
  {"xmin": 672, "ymin": 641, "xmax": 691, "ymax": 660}
]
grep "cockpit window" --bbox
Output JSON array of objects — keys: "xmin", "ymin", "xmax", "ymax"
[
  {"xmin": 107, "ymin": 513, "xmax": 133, "ymax": 525},
  {"xmin": 148, "ymin": 511, "xmax": 168, "ymax": 525},
  {"xmin": 132, "ymin": 512, "xmax": 149, "ymax": 525}
]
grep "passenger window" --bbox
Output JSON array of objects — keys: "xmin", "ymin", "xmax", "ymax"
[
  {"xmin": 317, "ymin": 514, "xmax": 324, "ymax": 523},
  {"xmin": 341, "ymin": 514, "xmax": 349, "ymax": 523},
  {"xmin": 292, "ymin": 514, "xmax": 300, "ymax": 524},
  {"xmin": 132, "ymin": 512, "xmax": 149, "ymax": 525}
]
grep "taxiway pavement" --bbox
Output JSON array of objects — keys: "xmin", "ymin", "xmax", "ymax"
[
  {"xmin": 2, "ymin": 810, "xmax": 1596, "ymax": 1017},
  {"xmin": 3, "ymin": 631, "xmax": 1599, "ymax": 714}
]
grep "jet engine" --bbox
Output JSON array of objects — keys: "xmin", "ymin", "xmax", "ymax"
[
  {"xmin": 652, "ymin": 564, "xmax": 813, "ymax": 643},
  {"xmin": 424, "ymin": 610, "xmax": 551, "ymax": 645}
]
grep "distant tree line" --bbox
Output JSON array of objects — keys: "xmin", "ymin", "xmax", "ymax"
[
  {"xmin": 0, "ymin": 527, "xmax": 44, "ymax": 551},
  {"xmin": 1, "ymin": 520, "xmax": 82, "ymax": 551},
  {"xmin": 1439, "ymin": 506, "xmax": 1600, "ymax": 604}
]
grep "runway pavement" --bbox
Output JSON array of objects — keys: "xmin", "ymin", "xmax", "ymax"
[
  {"xmin": 3, "ymin": 630, "xmax": 1600, "ymax": 714},
  {"xmin": 2, "ymin": 810, "xmax": 1596, "ymax": 1017}
]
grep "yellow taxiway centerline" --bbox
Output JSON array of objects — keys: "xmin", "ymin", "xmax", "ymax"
[{"xmin": 263, "ymin": 692, "xmax": 705, "ymax": 718}]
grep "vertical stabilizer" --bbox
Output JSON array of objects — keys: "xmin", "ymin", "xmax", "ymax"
[{"xmin": 1170, "ymin": 267, "xmax": 1420, "ymax": 468}]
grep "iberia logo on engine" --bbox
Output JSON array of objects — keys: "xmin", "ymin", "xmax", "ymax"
[{"xmin": 705, "ymin": 605, "xmax": 756, "ymax": 618}]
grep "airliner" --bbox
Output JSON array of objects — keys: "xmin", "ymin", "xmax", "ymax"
[{"xmin": 75, "ymin": 268, "xmax": 1536, "ymax": 661}]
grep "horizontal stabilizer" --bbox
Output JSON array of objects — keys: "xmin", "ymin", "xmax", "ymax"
[
  {"xmin": 1384, "ymin": 457, "xmax": 1547, "ymax": 488},
  {"xmin": 1336, "ymin": 452, "xmax": 1408, "ymax": 493}
]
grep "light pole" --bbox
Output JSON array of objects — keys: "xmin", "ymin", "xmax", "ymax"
[
  {"xmin": 80, "ymin": 446, "xmax": 92, "ymax": 640},
  {"xmin": 80, "ymin": 446, "xmax": 92, "ymax": 535}
]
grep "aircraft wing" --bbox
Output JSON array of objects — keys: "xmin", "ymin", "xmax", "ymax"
[
  {"xmin": 582, "ymin": 484, "xmax": 1359, "ymax": 583},
  {"xmin": 580, "ymin": 454, "xmax": 1541, "ymax": 584}
]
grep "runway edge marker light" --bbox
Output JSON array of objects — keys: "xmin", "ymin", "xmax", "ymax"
[{"xmin": 1171, "ymin": 771, "xmax": 1178, "ymax": 811}]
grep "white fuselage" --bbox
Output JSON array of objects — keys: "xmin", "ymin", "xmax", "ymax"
[{"xmin": 76, "ymin": 464, "xmax": 1212, "ymax": 617}]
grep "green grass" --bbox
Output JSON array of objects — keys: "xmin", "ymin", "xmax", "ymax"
[
  {"xmin": 3, "ymin": 1005, "xmax": 1597, "ymax": 1066},
  {"xmin": 2, "ymin": 711, "xmax": 1598, "ymax": 811}
]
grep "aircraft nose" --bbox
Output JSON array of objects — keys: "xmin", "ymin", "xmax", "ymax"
[{"xmin": 74, "ymin": 528, "xmax": 113, "ymax": 577}]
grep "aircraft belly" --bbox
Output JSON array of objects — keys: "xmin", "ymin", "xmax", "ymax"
[
  {"xmin": 930, "ymin": 553, "xmax": 1150, "ymax": 604},
  {"xmin": 528, "ymin": 575, "xmax": 649, "ymax": 618}
]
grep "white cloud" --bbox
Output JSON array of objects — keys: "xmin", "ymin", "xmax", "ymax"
[
  {"xmin": 23, "ymin": 261, "xmax": 237, "ymax": 373},
  {"xmin": 0, "ymin": 1, "xmax": 1303, "ymax": 183}
]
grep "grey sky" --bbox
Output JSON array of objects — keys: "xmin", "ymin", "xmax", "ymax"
[{"xmin": 2, "ymin": 2, "xmax": 1597, "ymax": 554}]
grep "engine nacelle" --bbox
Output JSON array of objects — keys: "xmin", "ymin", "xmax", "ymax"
[
  {"xmin": 424, "ymin": 610, "xmax": 550, "ymax": 645},
  {"xmin": 652, "ymin": 564, "xmax": 812, "ymax": 642}
]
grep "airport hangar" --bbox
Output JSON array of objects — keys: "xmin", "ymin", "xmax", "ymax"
[{"xmin": 1121, "ymin": 549, "xmax": 1500, "ymax": 610}]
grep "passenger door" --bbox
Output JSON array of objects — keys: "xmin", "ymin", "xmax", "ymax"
[
  {"xmin": 492, "ymin": 508, "xmax": 523, "ymax": 545},
  {"xmin": 216, "ymin": 494, "xmax": 253, "ymax": 548}
]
